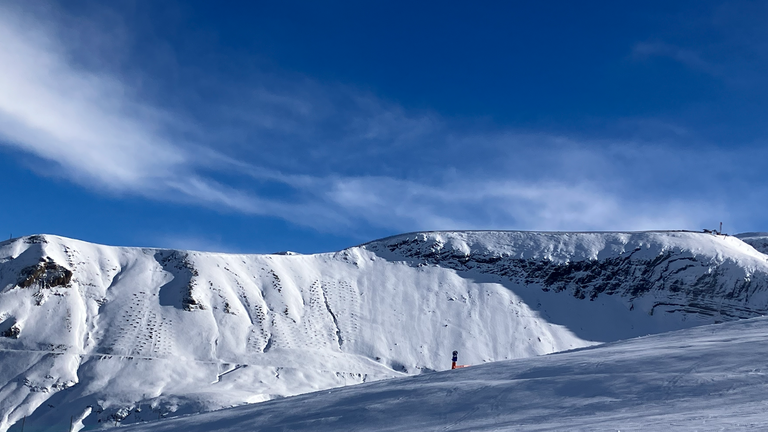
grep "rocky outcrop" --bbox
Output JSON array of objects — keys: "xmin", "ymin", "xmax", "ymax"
[
  {"xmin": 17, "ymin": 258, "xmax": 72, "ymax": 289},
  {"xmin": 737, "ymin": 233, "xmax": 768, "ymax": 255},
  {"xmin": 0, "ymin": 318, "xmax": 20, "ymax": 339},
  {"xmin": 366, "ymin": 231, "xmax": 768, "ymax": 320}
]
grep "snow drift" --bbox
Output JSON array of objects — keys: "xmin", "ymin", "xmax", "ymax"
[{"xmin": 0, "ymin": 231, "xmax": 767, "ymax": 430}]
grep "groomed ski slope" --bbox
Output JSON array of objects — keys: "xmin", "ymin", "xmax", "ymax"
[{"xmin": 119, "ymin": 316, "xmax": 768, "ymax": 431}]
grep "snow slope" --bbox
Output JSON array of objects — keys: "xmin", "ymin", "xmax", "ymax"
[
  {"xmin": 736, "ymin": 232, "xmax": 768, "ymax": 255},
  {"xmin": 1, "ymin": 231, "xmax": 767, "ymax": 431},
  {"xmin": 119, "ymin": 315, "xmax": 768, "ymax": 432}
]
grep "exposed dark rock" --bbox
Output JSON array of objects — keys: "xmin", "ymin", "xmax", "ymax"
[
  {"xmin": 17, "ymin": 258, "xmax": 72, "ymax": 289},
  {"xmin": 24, "ymin": 235, "xmax": 48, "ymax": 245},
  {"xmin": 376, "ymin": 234, "xmax": 768, "ymax": 320},
  {"xmin": 738, "ymin": 234, "xmax": 768, "ymax": 255},
  {"xmin": 1, "ymin": 323, "xmax": 20, "ymax": 339}
]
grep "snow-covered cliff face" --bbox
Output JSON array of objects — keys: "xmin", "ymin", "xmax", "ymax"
[
  {"xmin": 368, "ymin": 231, "xmax": 768, "ymax": 320},
  {"xmin": 0, "ymin": 231, "xmax": 767, "ymax": 431},
  {"xmin": 736, "ymin": 232, "xmax": 768, "ymax": 255}
]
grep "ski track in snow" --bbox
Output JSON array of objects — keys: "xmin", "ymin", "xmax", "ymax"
[
  {"xmin": 0, "ymin": 231, "xmax": 767, "ymax": 431},
  {"xmin": 118, "ymin": 316, "xmax": 768, "ymax": 432}
]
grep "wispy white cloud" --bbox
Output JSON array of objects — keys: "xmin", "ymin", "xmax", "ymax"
[
  {"xmin": 632, "ymin": 42, "xmax": 722, "ymax": 76},
  {"xmin": 0, "ymin": 5, "xmax": 266, "ymax": 211},
  {"xmin": 0, "ymin": 5, "xmax": 752, "ymax": 237},
  {"xmin": 325, "ymin": 176, "xmax": 711, "ymax": 232},
  {"xmin": 632, "ymin": 41, "xmax": 721, "ymax": 76},
  {"xmin": 0, "ymin": 11, "xmax": 178, "ymax": 188}
]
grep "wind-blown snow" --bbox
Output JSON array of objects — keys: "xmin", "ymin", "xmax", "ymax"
[
  {"xmin": 1, "ymin": 231, "xmax": 767, "ymax": 430},
  {"xmin": 119, "ymin": 316, "xmax": 768, "ymax": 431}
]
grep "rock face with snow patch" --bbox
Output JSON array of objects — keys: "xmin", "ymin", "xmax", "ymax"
[
  {"xmin": 0, "ymin": 231, "xmax": 767, "ymax": 431},
  {"xmin": 368, "ymin": 231, "xmax": 768, "ymax": 320},
  {"xmin": 737, "ymin": 232, "xmax": 768, "ymax": 255}
]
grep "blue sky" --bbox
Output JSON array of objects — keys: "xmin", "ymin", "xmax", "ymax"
[{"xmin": 1, "ymin": 1, "xmax": 766, "ymax": 253}]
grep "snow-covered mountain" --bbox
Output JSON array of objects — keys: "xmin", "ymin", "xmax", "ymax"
[
  {"xmin": 736, "ymin": 232, "xmax": 768, "ymax": 254},
  {"xmin": 1, "ymin": 231, "xmax": 767, "ymax": 431},
  {"xmin": 119, "ymin": 315, "xmax": 768, "ymax": 432}
]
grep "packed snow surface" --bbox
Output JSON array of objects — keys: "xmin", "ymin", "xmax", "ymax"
[
  {"xmin": 118, "ymin": 316, "xmax": 768, "ymax": 431},
  {"xmin": 0, "ymin": 231, "xmax": 767, "ymax": 430}
]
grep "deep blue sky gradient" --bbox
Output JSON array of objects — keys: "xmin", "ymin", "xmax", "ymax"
[{"xmin": 1, "ymin": 1, "xmax": 766, "ymax": 252}]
